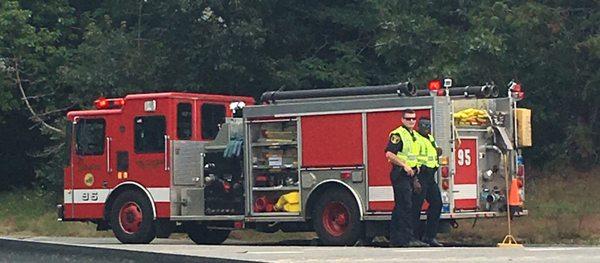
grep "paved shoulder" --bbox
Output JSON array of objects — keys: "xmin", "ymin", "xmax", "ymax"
[
  {"xmin": 0, "ymin": 237, "xmax": 252, "ymax": 263},
  {"xmin": 5, "ymin": 237, "xmax": 600, "ymax": 263}
]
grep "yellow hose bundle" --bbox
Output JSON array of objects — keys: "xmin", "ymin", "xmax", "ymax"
[
  {"xmin": 454, "ymin": 108, "xmax": 489, "ymax": 126},
  {"xmin": 274, "ymin": 191, "xmax": 300, "ymax": 212}
]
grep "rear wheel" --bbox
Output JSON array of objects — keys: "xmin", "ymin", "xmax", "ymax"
[
  {"xmin": 313, "ymin": 189, "xmax": 363, "ymax": 246},
  {"xmin": 184, "ymin": 222, "xmax": 230, "ymax": 245},
  {"xmin": 109, "ymin": 191, "xmax": 156, "ymax": 244}
]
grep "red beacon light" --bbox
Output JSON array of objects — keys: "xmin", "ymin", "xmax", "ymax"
[
  {"xmin": 113, "ymin": 98, "xmax": 125, "ymax": 107},
  {"xmin": 512, "ymin": 83, "xmax": 522, "ymax": 92},
  {"xmin": 428, "ymin": 79, "xmax": 444, "ymax": 96},
  {"xmin": 94, "ymin": 97, "xmax": 125, "ymax": 110},
  {"xmin": 94, "ymin": 97, "xmax": 109, "ymax": 109},
  {"xmin": 428, "ymin": 78, "xmax": 452, "ymax": 96},
  {"xmin": 510, "ymin": 82, "xmax": 525, "ymax": 101},
  {"xmin": 428, "ymin": 79, "xmax": 442, "ymax": 91}
]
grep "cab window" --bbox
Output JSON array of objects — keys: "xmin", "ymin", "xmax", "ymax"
[
  {"xmin": 75, "ymin": 118, "xmax": 105, "ymax": 156},
  {"xmin": 177, "ymin": 103, "xmax": 192, "ymax": 140},
  {"xmin": 134, "ymin": 116, "xmax": 166, "ymax": 153},
  {"xmin": 201, "ymin": 103, "xmax": 226, "ymax": 140}
]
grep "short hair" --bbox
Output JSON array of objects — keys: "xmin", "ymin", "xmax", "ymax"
[
  {"xmin": 418, "ymin": 118, "xmax": 431, "ymax": 130},
  {"xmin": 403, "ymin": 109, "xmax": 416, "ymax": 117}
]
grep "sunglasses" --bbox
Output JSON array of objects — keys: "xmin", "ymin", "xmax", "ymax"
[{"xmin": 403, "ymin": 117, "xmax": 417, "ymax": 121}]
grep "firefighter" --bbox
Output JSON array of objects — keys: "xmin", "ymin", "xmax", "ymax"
[
  {"xmin": 385, "ymin": 109, "xmax": 429, "ymax": 247},
  {"xmin": 412, "ymin": 118, "xmax": 443, "ymax": 247}
]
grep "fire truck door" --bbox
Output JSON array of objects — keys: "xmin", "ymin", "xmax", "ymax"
[
  {"xmin": 71, "ymin": 117, "xmax": 108, "ymax": 218},
  {"xmin": 453, "ymin": 137, "xmax": 479, "ymax": 210},
  {"xmin": 130, "ymin": 104, "xmax": 172, "ymax": 218}
]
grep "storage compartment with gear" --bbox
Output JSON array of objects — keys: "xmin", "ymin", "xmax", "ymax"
[{"xmin": 247, "ymin": 118, "xmax": 301, "ymax": 216}]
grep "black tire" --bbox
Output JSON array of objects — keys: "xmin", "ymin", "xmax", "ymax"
[
  {"xmin": 312, "ymin": 189, "xmax": 363, "ymax": 246},
  {"xmin": 184, "ymin": 222, "xmax": 230, "ymax": 245},
  {"xmin": 109, "ymin": 191, "xmax": 156, "ymax": 244}
]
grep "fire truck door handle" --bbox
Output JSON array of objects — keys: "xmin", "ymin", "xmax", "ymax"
[
  {"xmin": 106, "ymin": 137, "xmax": 112, "ymax": 173},
  {"xmin": 164, "ymin": 135, "xmax": 170, "ymax": 171}
]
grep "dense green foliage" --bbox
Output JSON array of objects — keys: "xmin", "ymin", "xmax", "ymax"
[{"xmin": 0, "ymin": 0, "xmax": 598, "ymax": 189}]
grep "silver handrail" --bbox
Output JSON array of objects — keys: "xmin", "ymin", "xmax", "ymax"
[
  {"xmin": 106, "ymin": 137, "xmax": 112, "ymax": 172},
  {"xmin": 164, "ymin": 135, "xmax": 170, "ymax": 171}
]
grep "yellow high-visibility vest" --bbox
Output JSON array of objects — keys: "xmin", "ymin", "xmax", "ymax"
[
  {"xmin": 417, "ymin": 133, "xmax": 439, "ymax": 168},
  {"xmin": 389, "ymin": 126, "xmax": 420, "ymax": 168}
]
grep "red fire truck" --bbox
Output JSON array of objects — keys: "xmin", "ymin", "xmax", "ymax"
[{"xmin": 58, "ymin": 80, "xmax": 530, "ymax": 245}]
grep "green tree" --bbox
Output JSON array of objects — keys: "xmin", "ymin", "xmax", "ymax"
[
  {"xmin": 0, "ymin": 0, "xmax": 77, "ymax": 189},
  {"xmin": 1, "ymin": 0, "xmax": 598, "ymax": 189},
  {"xmin": 372, "ymin": 0, "xmax": 599, "ymax": 168}
]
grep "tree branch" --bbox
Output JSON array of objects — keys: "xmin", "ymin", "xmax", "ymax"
[
  {"xmin": 28, "ymin": 142, "xmax": 65, "ymax": 158},
  {"xmin": 20, "ymin": 91, "xmax": 55, "ymax": 100},
  {"xmin": 35, "ymin": 104, "xmax": 76, "ymax": 117},
  {"xmin": 13, "ymin": 57, "xmax": 64, "ymax": 135}
]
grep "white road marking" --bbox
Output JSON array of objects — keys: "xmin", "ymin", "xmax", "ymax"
[
  {"xmin": 391, "ymin": 248, "xmax": 448, "ymax": 252},
  {"xmin": 244, "ymin": 251, "xmax": 304, "ymax": 254},
  {"xmin": 525, "ymin": 247, "xmax": 581, "ymax": 251}
]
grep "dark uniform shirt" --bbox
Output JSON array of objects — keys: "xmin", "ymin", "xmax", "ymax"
[{"xmin": 385, "ymin": 133, "xmax": 403, "ymax": 155}]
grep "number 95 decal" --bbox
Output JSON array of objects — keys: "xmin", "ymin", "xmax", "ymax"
[
  {"xmin": 74, "ymin": 189, "xmax": 108, "ymax": 203},
  {"xmin": 82, "ymin": 192, "xmax": 99, "ymax": 201},
  {"xmin": 457, "ymin": 149, "xmax": 472, "ymax": 166}
]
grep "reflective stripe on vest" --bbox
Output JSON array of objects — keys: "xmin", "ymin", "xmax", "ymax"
[
  {"xmin": 417, "ymin": 133, "xmax": 439, "ymax": 168},
  {"xmin": 389, "ymin": 126, "xmax": 420, "ymax": 168}
]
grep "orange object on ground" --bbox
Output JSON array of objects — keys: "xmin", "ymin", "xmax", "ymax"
[{"xmin": 508, "ymin": 178, "xmax": 523, "ymax": 207}]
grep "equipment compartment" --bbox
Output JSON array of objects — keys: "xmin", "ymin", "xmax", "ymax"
[
  {"xmin": 247, "ymin": 119, "xmax": 301, "ymax": 216},
  {"xmin": 452, "ymin": 98, "xmax": 515, "ymax": 213}
]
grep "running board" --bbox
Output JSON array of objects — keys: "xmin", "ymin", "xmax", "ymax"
[{"xmin": 363, "ymin": 210, "xmax": 528, "ymax": 221}]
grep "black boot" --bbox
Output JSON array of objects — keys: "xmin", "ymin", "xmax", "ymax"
[
  {"xmin": 389, "ymin": 239, "xmax": 430, "ymax": 248},
  {"xmin": 406, "ymin": 239, "xmax": 430, "ymax": 247},
  {"xmin": 422, "ymin": 238, "xmax": 443, "ymax": 247}
]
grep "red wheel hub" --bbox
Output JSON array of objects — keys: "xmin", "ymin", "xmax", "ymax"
[
  {"xmin": 119, "ymin": 202, "xmax": 142, "ymax": 234},
  {"xmin": 322, "ymin": 202, "xmax": 349, "ymax": 237}
]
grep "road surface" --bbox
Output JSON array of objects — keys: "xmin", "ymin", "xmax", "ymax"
[{"xmin": 2, "ymin": 236, "xmax": 599, "ymax": 262}]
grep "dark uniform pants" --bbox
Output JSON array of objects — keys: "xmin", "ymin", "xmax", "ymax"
[
  {"xmin": 411, "ymin": 166, "xmax": 442, "ymax": 240},
  {"xmin": 389, "ymin": 168, "xmax": 416, "ymax": 245}
]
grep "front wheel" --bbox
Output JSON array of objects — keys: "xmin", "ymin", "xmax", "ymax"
[
  {"xmin": 312, "ymin": 190, "xmax": 363, "ymax": 246},
  {"xmin": 184, "ymin": 222, "xmax": 230, "ymax": 245},
  {"xmin": 109, "ymin": 191, "xmax": 156, "ymax": 244}
]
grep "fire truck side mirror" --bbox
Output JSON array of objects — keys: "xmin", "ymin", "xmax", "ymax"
[{"xmin": 443, "ymin": 78, "xmax": 453, "ymax": 88}]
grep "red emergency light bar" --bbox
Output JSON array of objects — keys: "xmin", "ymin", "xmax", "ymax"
[
  {"xmin": 512, "ymin": 83, "xmax": 522, "ymax": 92},
  {"xmin": 509, "ymin": 82, "xmax": 525, "ymax": 101},
  {"xmin": 428, "ymin": 79, "xmax": 442, "ymax": 91},
  {"xmin": 94, "ymin": 97, "xmax": 125, "ymax": 110}
]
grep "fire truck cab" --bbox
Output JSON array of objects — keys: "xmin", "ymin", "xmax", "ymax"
[
  {"xmin": 60, "ymin": 81, "xmax": 530, "ymax": 246},
  {"xmin": 61, "ymin": 93, "xmax": 254, "ymax": 243}
]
